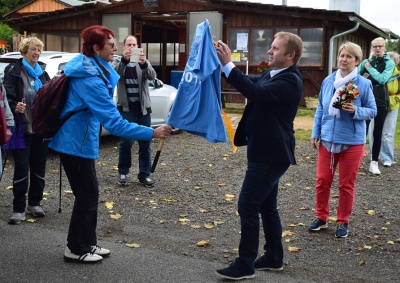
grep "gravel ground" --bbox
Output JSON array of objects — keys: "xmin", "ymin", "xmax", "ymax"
[{"xmin": 1, "ymin": 132, "xmax": 399, "ymax": 283}]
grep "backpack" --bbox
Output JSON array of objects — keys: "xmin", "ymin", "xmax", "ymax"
[{"xmin": 31, "ymin": 73, "xmax": 79, "ymax": 139}]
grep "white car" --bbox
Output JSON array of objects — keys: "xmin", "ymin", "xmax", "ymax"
[
  {"xmin": 0, "ymin": 51, "xmax": 71, "ymax": 80},
  {"xmin": 1, "ymin": 52, "xmax": 180, "ymax": 135}
]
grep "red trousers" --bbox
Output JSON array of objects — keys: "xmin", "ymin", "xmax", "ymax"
[{"xmin": 315, "ymin": 144, "xmax": 364, "ymax": 225}]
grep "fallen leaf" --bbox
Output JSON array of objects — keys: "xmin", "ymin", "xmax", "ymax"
[
  {"xmin": 282, "ymin": 230, "xmax": 295, "ymax": 237},
  {"xmin": 218, "ymin": 183, "xmax": 227, "ymax": 187},
  {"xmin": 51, "ymin": 169, "xmax": 60, "ymax": 173},
  {"xmin": 298, "ymin": 207, "xmax": 309, "ymax": 210},
  {"xmin": 26, "ymin": 219, "xmax": 36, "ymax": 223},
  {"xmin": 387, "ymin": 241, "xmax": 394, "ymax": 245},
  {"xmin": 204, "ymin": 223, "xmax": 214, "ymax": 229},
  {"xmin": 43, "ymin": 192, "xmax": 49, "ymax": 196},
  {"xmin": 110, "ymin": 213, "xmax": 121, "ymax": 219},
  {"xmin": 193, "ymin": 186, "xmax": 202, "ymax": 190},
  {"xmin": 196, "ymin": 240, "xmax": 209, "ymax": 247},
  {"xmin": 191, "ymin": 225, "xmax": 201, "ymax": 229},
  {"xmin": 285, "ymin": 239, "xmax": 291, "ymax": 243},
  {"xmin": 288, "ymin": 246, "xmax": 301, "ymax": 252},
  {"xmin": 328, "ymin": 216, "xmax": 337, "ymax": 222},
  {"xmin": 105, "ymin": 201, "xmax": 114, "ymax": 210},
  {"xmin": 5, "ymin": 185, "xmax": 13, "ymax": 190},
  {"xmin": 64, "ymin": 190, "xmax": 73, "ymax": 194},
  {"xmin": 159, "ymin": 220, "xmax": 165, "ymax": 224},
  {"xmin": 126, "ymin": 243, "xmax": 141, "ymax": 248},
  {"xmin": 199, "ymin": 209, "xmax": 208, "ymax": 213},
  {"xmin": 213, "ymin": 220, "xmax": 224, "ymax": 225},
  {"xmin": 288, "ymin": 224, "xmax": 297, "ymax": 227},
  {"xmin": 305, "ymin": 186, "xmax": 312, "ymax": 190},
  {"xmin": 367, "ymin": 210, "xmax": 375, "ymax": 216},
  {"xmin": 179, "ymin": 218, "xmax": 190, "ymax": 224},
  {"xmin": 358, "ymin": 259, "xmax": 365, "ymax": 266},
  {"xmin": 381, "ymin": 227, "xmax": 387, "ymax": 230}
]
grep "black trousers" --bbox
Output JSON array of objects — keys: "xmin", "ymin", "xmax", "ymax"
[
  {"xmin": 366, "ymin": 106, "xmax": 388, "ymax": 161},
  {"xmin": 60, "ymin": 153, "xmax": 98, "ymax": 255}
]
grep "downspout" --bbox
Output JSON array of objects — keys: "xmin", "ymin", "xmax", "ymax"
[{"xmin": 328, "ymin": 22, "xmax": 359, "ymax": 75}]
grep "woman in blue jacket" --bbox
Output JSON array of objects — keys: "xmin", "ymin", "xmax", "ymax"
[
  {"xmin": 49, "ymin": 25, "xmax": 171, "ymax": 263},
  {"xmin": 308, "ymin": 42, "xmax": 376, "ymax": 238}
]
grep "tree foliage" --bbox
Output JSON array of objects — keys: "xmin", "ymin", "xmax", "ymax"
[
  {"xmin": 0, "ymin": 0, "xmax": 29, "ymax": 20},
  {"xmin": 0, "ymin": 22, "xmax": 17, "ymax": 45}
]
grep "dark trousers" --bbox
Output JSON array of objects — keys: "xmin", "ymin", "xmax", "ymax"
[
  {"xmin": 118, "ymin": 110, "xmax": 151, "ymax": 180},
  {"xmin": 237, "ymin": 161, "xmax": 290, "ymax": 271},
  {"xmin": 366, "ymin": 106, "xmax": 388, "ymax": 161},
  {"xmin": 12, "ymin": 134, "xmax": 49, "ymax": 213},
  {"xmin": 60, "ymin": 153, "xmax": 98, "ymax": 255}
]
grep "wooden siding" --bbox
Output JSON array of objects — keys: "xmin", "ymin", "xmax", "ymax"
[{"xmin": 18, "ymin": 0, "xmax": 69, "ymax": 14}]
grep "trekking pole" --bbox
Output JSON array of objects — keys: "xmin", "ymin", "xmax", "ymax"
[
  {"xmin": 58, "ymin": 155, "xmax": 62, "ymax": 213},
  {"xmin": 0, "ymin": 146, "xmax": 7, "ymax": 182}
]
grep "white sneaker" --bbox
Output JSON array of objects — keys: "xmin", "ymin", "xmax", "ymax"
[
  {"xmin": 64, "ymin": 247, "xmax": 103, "ymax": 263},
  {"xmin": 91, "ymin": 245, "xmax": 111, "ymax": 257},
  {"xmin": 369, "ymin": 161, "xmax": 381, "ymax": 175},
  {"xmin": 383, "ymin": 162, "xmax": 392, "ymax": 167}
]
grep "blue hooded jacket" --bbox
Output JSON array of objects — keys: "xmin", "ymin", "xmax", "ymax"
[
  {"xmin": 311, "ymin": 72, "xmax": 377, "ymax": 145},
  {"xmin": 49, "ymin": 54, "xmax": 154, "ymax": 159}
]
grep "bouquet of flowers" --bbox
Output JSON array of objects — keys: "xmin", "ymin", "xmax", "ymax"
[
  {"xmin": 332, "ymin": 81, "xmax": 360, "ymax": 109},
  {"xmin": 254, "ymin": 61, "xmax": 270, "ymax": 73}
]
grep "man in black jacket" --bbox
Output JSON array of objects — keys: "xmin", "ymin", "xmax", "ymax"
[{"xmin": 215, "ymin": 32, "xmax": 303, "ymax": 280}]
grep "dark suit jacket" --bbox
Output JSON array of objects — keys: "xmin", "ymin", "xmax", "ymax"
[{"xmin": 228, "ymin": 65, "xmax": 303, "ymax": 164}]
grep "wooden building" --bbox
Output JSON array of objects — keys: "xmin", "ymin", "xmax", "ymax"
[{"xmin": 4, "ymin": 0, "xmax": 398, "ymax": 104}]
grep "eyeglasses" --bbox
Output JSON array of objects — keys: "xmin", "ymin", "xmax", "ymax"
[
  {"xmin": 106, "ymin": 42, "xmax": 116, "ymax": 49},
  {"xmin": 372, "ymin": 45, "xmax": 384, "ymax": 49}
]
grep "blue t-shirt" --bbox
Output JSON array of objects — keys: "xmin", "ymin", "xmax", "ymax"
[{"xmin": 167, "ymin": 20, "xmax": 227, "ymax": 143}]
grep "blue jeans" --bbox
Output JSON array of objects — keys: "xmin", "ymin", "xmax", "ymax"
[
  {"xmin": 380, "ymin": 109, "xmax": 398, "ymax": 164},
  {"xmin": 118, "ymin": 110, "xmax": 151, "ymax": 180},
  {"xmin": 237, "ymin": 161, "xmax": 290, "ymax": 271},
  {"xmin": 11, "ymin": 134, "xmax": 49, "ymax": 213}
]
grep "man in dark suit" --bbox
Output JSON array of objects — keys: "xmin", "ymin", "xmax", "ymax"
[{"xmin": 215, "ymin": 32, "xmax": 303, "ymax": 280}]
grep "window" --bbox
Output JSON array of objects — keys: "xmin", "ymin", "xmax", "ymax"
[
  {"xmin": 63, "ymin": 34, "xmax": 80, "ymax": 53},
  {"xmin": 103, "ymin": 14, "xmax": 131, "ymax": 50},
  {"xmin": 250, "ymin": 29, "xmax": 273, "ymax": 65},
  {"xmin": 299, "ymin": 28, "xmax": 323, "ymax": 65},
  {"xmin": 46, "ymin": 34, "xmax": 62, "ymax": 51},
  {"xmin": 166, "ymin": 43, "xmax": 178, "ymax": 66}
]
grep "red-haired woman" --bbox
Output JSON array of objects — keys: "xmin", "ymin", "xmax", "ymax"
[{"xmin": 49, "ymin": 25, "xmax": 171, "ymax": 263}]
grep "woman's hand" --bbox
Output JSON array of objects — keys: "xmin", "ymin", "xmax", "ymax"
[
  {"xmin": 311, "ymin": 138, "xmax": 319, "ymax": 149},
  {"xmin": 15, "ymin": 101, "xmax": 26, "ymax": 114},
  {"xmin": 343, "ymin": 103, "xmax": 356, "ymax": 114}
]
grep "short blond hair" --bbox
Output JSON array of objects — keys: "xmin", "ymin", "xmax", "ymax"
[
  {"xmin": 274, "ymin": 32, "xmax": 303, "ymax": 64},
  {"xmin": 371, "ymin": 37, "xmax": 385, "ymax": 47},
  {"xmin": 19, "ymin": 37, "xmax": 44, "ymax": 55},
  {"xmin": 338, "ymin": 42, "xmax": 363, "ymax": 64}
]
